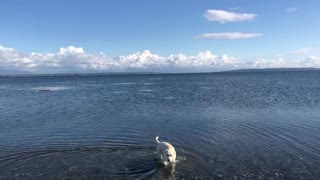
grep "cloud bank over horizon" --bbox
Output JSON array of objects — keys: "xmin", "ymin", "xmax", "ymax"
[{"xmin": 0, "ymin": 45, "xmax": 319, "ymax": 74}]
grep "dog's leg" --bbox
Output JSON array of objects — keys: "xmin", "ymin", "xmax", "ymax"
[{"xmin": 156, "ymin": 145, "xmax": 162, "ymax": 160}]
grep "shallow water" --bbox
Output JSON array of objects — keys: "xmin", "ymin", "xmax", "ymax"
[{"xmin": 1, "ymin": 71, "xmax": 320, "ymax": 179}]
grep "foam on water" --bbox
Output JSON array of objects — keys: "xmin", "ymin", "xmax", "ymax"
[
  {"xmin": 141, "ymin": 82, "xmax": 155, "ymax": 85},
  {"xmin": 111, "ymin": 82, "xmax": 136, "ymax": 85},
  {"xmin": 140, "ymin": 89, "xmax": 153, "ymax": 92},
  {"xmin": 112, "ymin": 91, "xmax": 125, "ymax": 94},
  {"xmin": 32, "ymin": 86, "xmax": 70, "ymax": 91}
]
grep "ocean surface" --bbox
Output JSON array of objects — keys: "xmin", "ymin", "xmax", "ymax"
[{"xmin": 1, "ymin": 71, "xmax": 320, "ymax": 179}]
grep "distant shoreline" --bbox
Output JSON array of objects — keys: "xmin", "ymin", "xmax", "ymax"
[
  {"xmin": 225, "ymin": 67, "xmax": 319, "ymax": 72},
  {"xmin": 1, "ymin": 68, "xmax": 319, "ymax": 77}
]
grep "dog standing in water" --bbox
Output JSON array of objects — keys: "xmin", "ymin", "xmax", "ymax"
[{"xmin": 156, "ymin": 136, "xmax": 176, "ymax": 165}]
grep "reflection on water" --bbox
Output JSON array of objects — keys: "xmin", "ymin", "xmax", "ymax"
[{"xmin": 1, "ymin": 71, "xmax": 320, "ymax": 179}]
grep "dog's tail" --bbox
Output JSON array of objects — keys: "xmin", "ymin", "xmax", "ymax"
[{"xmin": 156, "ymin": 136, "xmax": 160, "ymax": 143}]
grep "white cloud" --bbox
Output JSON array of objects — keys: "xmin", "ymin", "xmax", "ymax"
[
  {"xmin": 249, "ymin": 56, "xmax": 320, "ymax": 69},
  {"xmin": 116, "ymin": 50, "xmax": 238, "ymax": 72},
  {"xmin": 0, "ymin": 45, "xmax": 116, "ymax": 73},
  {"xmin": 204, "ymin": 9, "xmax": 256, "ymax": 23},
  {"xmin": 299, "ymin": 56, "xmax": 320, "ymax": 66},
  {"xmin": 196, "ymin": 32, "xmax": 263, "ymax": 39},
  {"xmin": 0, "ymin": 45, "xmax": 238, "ymax": 73},
  {"xmin": 59, "ymin": 46, "xmax": 84, "ymax": 54},
  {"xmin": 286, "ymin": 7, "xmax": 299, "ymax": 12},
  {"xmin": 290, "ymin": 48, "xmax": 313, "ymax": 55},
  {"xmin": 249, "ymin": 58, "xmax": 291, "ymax": 68},
  {"xmin": 1, "ymin": 45, "xmax": 320, "ymax": 74}
]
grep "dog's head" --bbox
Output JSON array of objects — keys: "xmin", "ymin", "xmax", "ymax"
[{"xmin": 165, "ymin": 150, "xmax": 175, "ymax": 163}]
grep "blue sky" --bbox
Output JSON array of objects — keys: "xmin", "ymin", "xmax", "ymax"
[{"xmin": 0, "ymin": 0, "xmax": 320, "ymax": 73}]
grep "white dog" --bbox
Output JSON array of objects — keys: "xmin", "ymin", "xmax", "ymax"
[{"xmin": 156, "ymin": 136, "xmax": 176, "ymax": 165}]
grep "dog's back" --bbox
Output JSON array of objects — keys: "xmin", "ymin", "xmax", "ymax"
[
  {"xmin": 155, "ymin": 136, "xmax": 176, "ymax": 163},
  {"xmin": 156, "ymin": 136, "xmax": 174, "ymax": 148}
]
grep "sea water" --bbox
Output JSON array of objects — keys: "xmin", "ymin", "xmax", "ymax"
[{"xmin": 1, "ymin": 71, "xmax": 320, "ymax": 179}]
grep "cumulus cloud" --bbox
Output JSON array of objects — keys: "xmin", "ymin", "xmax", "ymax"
[
  {"xmin": 115, "ymin": 50, "xmax": 238, "ymax": 72},
  {"xmin": 59, "ymin": 46, "xmax": 84, "ymax": 54},
  {"xmin": 249, "ymin": 56, "xmax": 320, "ymax": 69},
  {"xmin": 0, "ymin": 45, "xmax": 238, "ymax": 74},
  {"xmin": 195, "ymin": 32, "xmax": 263, "ymax": 39},
  {"xmin": 1, "ymin": 45, "xmax": 320, "ymax": 74},
  {"xmin": 249, "ymin": 58, "xmax": 291, "ymax": 68},
  {"xmin": 0, "ymin": 45, "xmax": 116, "ymax": 74},
  {"xmin": 204, "ymin": 9, "xmax": 256, "ymax": 23},
  {"xmin": 299, "ymin": 56, "xmax": 320, "ymax": 66}
]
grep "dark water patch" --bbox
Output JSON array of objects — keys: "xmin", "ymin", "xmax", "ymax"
[
  {"xmin": 0, "ymin": 146, "xmax": 156, "ymax": 179},
  {"xmin": 0, "ymin": 145, "xmax": 198, "ymax": 179}
]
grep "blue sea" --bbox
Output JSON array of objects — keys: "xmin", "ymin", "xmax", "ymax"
[{"xmin": 1, "ymin": 71, "xmax": 320, "ymax": 179}]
